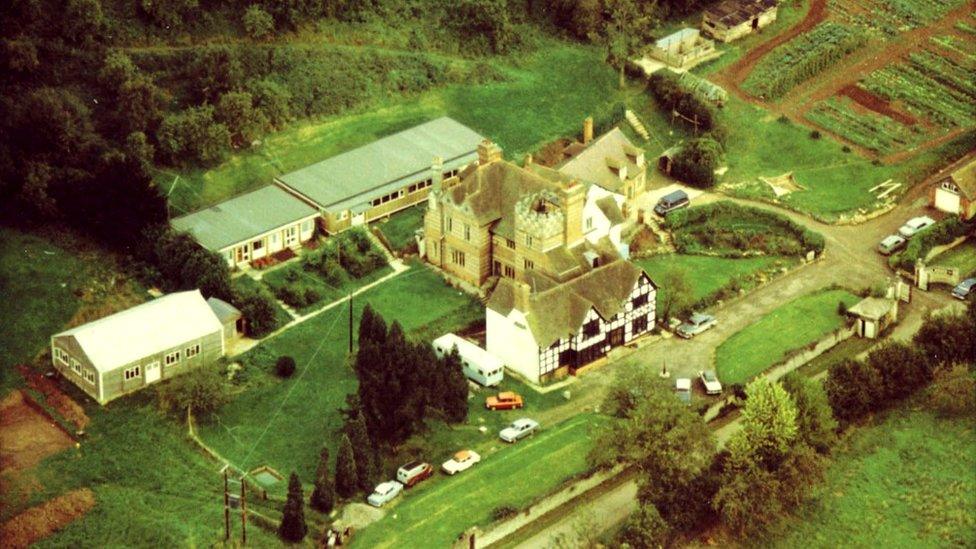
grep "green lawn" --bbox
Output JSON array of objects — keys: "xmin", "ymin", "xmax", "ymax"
[
  {"xmin": 715, "ymin": 289, "xmax": 860, "ymax": 384},
  {"xmin": 793, "ymin": 336, "xmax": 876, "ymax": 379},
  {"xmin": 930, "ymin": 240, "xmax": 976, "ymax": 278},
  {"xmin": 161, "ymin": 42, "xmax": 675, "ymax": 214},
  {"xmin": 764, "ymin": 406, "xmax": 976, "ymax": 548},
  {"xmin": 198, "ymin": 264, "xmax": 484, "ymax": 483},
  {"xmin": 351, "ymin": 413, "xmax": 607, "ymax": 549},
  {"xmin": 262, "ymin": 261, "xmax": 393, "ymax": 315},
  {"xmin": 375, "ymin": 205, "xmax": 426, "ymax": 252},
  {"xmin": 634, "ymin": 254, "xmax": 793, "ymax": 310}
]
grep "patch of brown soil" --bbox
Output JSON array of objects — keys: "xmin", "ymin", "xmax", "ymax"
[
  {"xmin": 0, "ymin": 488, "xmax": 95, "ymax": 549},
  {"xmin": 18, "ymin": 365, "xmax": 89, "ymax": 431},
  {"xmin": 0, "ymin": 390, "xmax": 76, "ymax": 472},
  {"xmin": 839, "ymin": 85, "xmax": 917, "ymax": 125},
  {"xmin": 718, "ymin": 0, "xmax": 829, "ymax": 88}
]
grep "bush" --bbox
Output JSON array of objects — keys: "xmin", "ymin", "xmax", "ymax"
[
  {"xmin": 491, "ymin": 505, "xmax": 518, "ymax": 521},
  {"xmin": 841, "ymin": 145, "xmax": 852, "ymax": 153},
  {"xmin": 648, "ymin": 70, "xmax": 717, "ymax": 132},
  {"xmin": 825, "ymin": 358, "xmax": 883, "ymax": 424},
  {"xmin": 157, "ymin": 364, "xmax": 230, "ymax": 420},
  {"xmin": 243, "ymin": 5, "xmax": 274, "ymax": 40},
  {"xmin": 837, "ymin": 300, "xmax": 848, "ymax": 315},
  {"xmin": 670, "ymin": 138, "xmax": 722, "ymax": 189},
  {"xmin": 810, "ymin": 130, "xmax": 821, "ymax": 139},
  {"xmin": 232, "ymin": 280, "xmax": 280, "ymax": 337},
  {"xmin": 892, "ymin": 217, "xmax": 973, "ymax": 271},
  {"xmin": 276, "ymin": 356, "xmax": 296, "ymax": 378}
]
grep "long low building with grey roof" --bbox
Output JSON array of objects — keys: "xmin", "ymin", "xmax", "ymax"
[
  {"xmin": 171, "ymin": 185, "xmax": 319, "ymax": 268},
  {"xmin": 275, "ymin": 116, "xmax": 486, "ymax": 234}
]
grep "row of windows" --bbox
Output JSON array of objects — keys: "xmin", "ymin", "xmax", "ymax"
[
  {"xmin": 124, "ymin": 365, "xmax": 141, "ymax": 381},
  {"xmin": 55, "ymin": 347, "xmax": 97, "ymax": 385},
  {"xmin": 371, "ymin": 189, "xmax": 405, "ymax": 207},
  {"xmin": 451, "ymin": 249, "xmax": 466, "ymax": 267},
  {"xmin": 163, "ymin": 344, "xmax": 202, "ymax": 367},
  {"xmin": 493, "ymin": 261, "xmax": 516, "ymax": 278},
  {"xmin": 53, "ymin": 347, "xmax": 69, "ymax": 365},
  {"xmin": 446, "ymin": 218, "xmax": 473, "ymax": 241},
  {"xmin": 408, "ymin": 179, "xmax": 433, "ymax": 194}
]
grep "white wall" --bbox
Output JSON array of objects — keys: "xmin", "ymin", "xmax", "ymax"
[
  {"xmin": 486, "ymin": 307, "xmax": 541, "ymax": 383},
  {"xmin": 583, "ymin": 186, "xmax": 626, "ymax": 250}
]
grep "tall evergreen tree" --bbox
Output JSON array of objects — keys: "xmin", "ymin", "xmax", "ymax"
[
  {"xmin": 346, "ymin": 412, "xmax": 379, "ymax": 491},
  {"xmin": 335, "ymin": 434, "xmax": 359, "ymax": 498},
  {"xmin": 278, "ymin": 473, "xmax": 307, "ymax": 542},
  {"xmin": 310, "ymin": 447, "xmax": 335, "ymax": 514},
  {"xmin": 437, "ymin": 347, "xmax": 469, "ymax": 423},
  {"xmin": 357, "ymin": 303, "xmax": 387, "ymax": 346}
]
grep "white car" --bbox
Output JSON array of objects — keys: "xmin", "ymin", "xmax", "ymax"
[
  {"xmin": 441, "ymin": 450, "xmax": 481, "ymax": 475},
  {"xmin": 677, "ymin": 313, "xmax": 718, "ymax": 339},
  {"xmin": 698, "ymin": 370, "xmax": 723, "ymax": 395},
  {"xmin": 897, "ymin": 216, "xmax": 935, "ymax": 238},
  {"xmin": 499, "ymin": 418, "xmax": 540, "ymax": 443},
  {"xmin": 675, "ymin": 377, "xmax": 692, "ymax": 405},
  {"xmin": 366, "ymin": 481, "xmax": 403, "ymax": 507}
]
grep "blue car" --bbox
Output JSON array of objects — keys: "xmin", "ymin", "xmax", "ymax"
[{"xmin": 951, "ymin": 278, "xmax": 976, "ymax": 300}]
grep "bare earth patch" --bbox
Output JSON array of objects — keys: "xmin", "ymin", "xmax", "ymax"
[
  {"xmin": 0, "ymin": 390, "xmax": 76, "ymax": 472},
  {"xmin": 0, "ymin": 488, "xmax": 95, "ymax": 549}
]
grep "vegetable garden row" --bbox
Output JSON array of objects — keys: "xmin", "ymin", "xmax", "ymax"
[
  {"xmin": 742, "ymin": 22, "xmax": 866, "ymax": 100},
  {"xmin": 806, "ymin": 97, "xmax": 928, "ymax": 155},
  {"xmin": 830, "ymin": 0, "xmax": 965, "ymax": 36}
]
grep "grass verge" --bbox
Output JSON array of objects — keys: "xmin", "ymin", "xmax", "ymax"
[{"xmin": 634, "ymin": 254, "xmax": 794, "ymax": 308}]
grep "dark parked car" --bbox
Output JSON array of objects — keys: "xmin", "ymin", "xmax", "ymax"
[
  {"xmin": 951, "ymin": 278, "xmax": 976, "ymax": 300},
  {"xmin": 654, "ymin": 190, "xmax": 690, "ymax": 216}
]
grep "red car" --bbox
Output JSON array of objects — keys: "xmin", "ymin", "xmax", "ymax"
[
  {"xmin": 396, "ymin": 461, "xmax": 433, "ymax": 488},
  {"xmin": 485, "ymin": 391, "xmax": 524, "ymax": 411}
]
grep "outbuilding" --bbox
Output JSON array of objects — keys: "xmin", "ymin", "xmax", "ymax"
[
  {"xmin": 930, "ymin": 157, "xmax": 976, "ymax": 220},
  {"xmin": 846, "ymin": 297, "xmax": 898, "ymax": 339},
  {"xmin": 702, "ymin": 0, "xmax": 778, "ymax": 43},
  {"xmin": 432, "ymin": 333, "xmax": 504, "ymax": 386},
  {"xmin": 50, "ymin": 290, "xmax": 225, "ymax": 405}
]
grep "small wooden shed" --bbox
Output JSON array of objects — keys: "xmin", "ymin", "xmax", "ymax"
[{"xmin": 846, "ymin": 297, "xmax": 898, "ymax": 339}]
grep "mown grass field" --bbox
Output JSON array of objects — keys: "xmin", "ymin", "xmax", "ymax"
[
  {"xmin": 764, "ymin": 406, "xmax": 976, "ymax": 548},
  {"xmin": 715, "ymin": 289, "xmax": 859, "ymax": 384},
  {"xmin": 351, "ymin": 413, "xmax": 607, "ymax": 549},
  {"xmin": 198, "ymin": 264, "xmax": 484, "ymax": 483},
  {"xmin": 161, "ymin": 42, "xmax": 678, "ymax": 214},
  {"xmin": 262, "ymin": 260, "xmax": 393, "ymax": 315},
  {"xmin": 634, "ymin": 254, "xmax": 792, "ymax": 308},
  {"xmin": 0, "ymin": 230, "xmax": 91, "ymax": 392}
]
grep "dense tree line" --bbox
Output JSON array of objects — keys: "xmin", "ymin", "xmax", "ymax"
[{"xmin": 354, "ymin": 305, "xmax": 469, "ymax": 448}]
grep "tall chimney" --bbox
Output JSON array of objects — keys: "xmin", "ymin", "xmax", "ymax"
[
  {"xmin": 513, "ymin": 280, "xmax": 532, "ymax": 312},
  {"xmin": 431, "ymin": 156, "xmax": 444, "ymax": 192},
  {"xmin": 477, "ymin": 140, "xmax": 502, "ymax": 165},
  {"xmin": 561, "ymin": 180, "xmax": 585, "ymax": 247},
  {"xmin": 582, "ymin": 116, "xmax": 594, "ymax": 145}
]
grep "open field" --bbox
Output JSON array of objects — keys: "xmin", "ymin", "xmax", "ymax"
[
  {"xmin": 764, "ymin": 406, "xmax": 976, "ymax": 548},
  {"xmin": 160, "ymin": 42, "xmax": 678, "ymax": 214},
  {"xmin": 351, "ymin": 413, "xmax": 607, "ymax": 549},
  {"xmin": 199, "ymin": 265, "xmax": 484, "ymax": 483},
  {"xmin": 930, "ymin": 240, "xmax": 976, "ymax": 278},
  {"xmin": 634, "ymin": 254, "xmax": 793, "ymax": 309},
  {"xmin": 715, "ymin": 289, "xmax": 859, "ymax": 384}
]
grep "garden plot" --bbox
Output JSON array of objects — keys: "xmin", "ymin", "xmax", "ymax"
[
  {"xmin": 830, "ymin": 0, "xmax": 965, "ymax": 36},
  {"xmin": 806, "ymin": 96, "xmax": 930, "ymax": 155}
]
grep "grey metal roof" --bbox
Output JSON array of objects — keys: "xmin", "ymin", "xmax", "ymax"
[
  {"xmin": 276, "ymin": 117, "xmax": 486, "ymax": 211},
  {"xmin": 207, "ymin": 297, "xmax": 242, "ymax": 323},
  {"xmin": 171, "ymin": 185, "xmax": 318, "ymax": 251}
]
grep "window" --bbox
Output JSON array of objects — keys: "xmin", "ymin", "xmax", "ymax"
[
  {"xmin": 124, "ymin": 366, "xmax": 141, "ymax": 381},
  {"xmin": 464, "ymin": 224, "xmax": 471, "ymax": 241},
  {"xmin": 447, "ymin": 217, "xmax": 453, "ymax": 232},
  {"xmin": 504, "ymin": 265, "xmax": 515, "ymax": 278},
  {"xmin": 253, "ymin": 239, "xmax": 263, "ymax": 250},
  {"xmin": 70, "ymin": 359, "xmax": 82, "ymax": 375},
  {"xmin": 83, "ymin": 369, "xmax": 96, "ymax": 385},
  {"xmin": 585, "ymin": 217, "xmax": 594, "ymax": 230},
  {"xmin": 525, "ymin": 235, "xmax": 533, "ymax": 246},
  {"xmin": 53, "ymin": 347, "xmax": 69, "ymax": 366},
  {"xmin": 632, "ymin": 294, "xmax": 648, "ymax": 308},
  {"xmin": 506, "ymin": 239, "xmax": 515, "ymax": 249},
  {"xmin": 524, "ymin": 259, "xmax": 534, "ymax": 270},
  {"xmin": 582, "ymin": 320, "xmax": 600, "ymax": 338},
  {"xmin": 164, "ymin": 351, "xmax": 181, "ymax": 366},
  {"xmin": 493, "ymin": 261, "xmax": 501, "ymax": 275},
  {"xmin": 270, "ymin": 233, "xmax": 279, "ymax": 245},
  {"xmin": 451, "ymin": 249, "xmax": 466, "ymax": 266},
  {"xmin": 632, "ymin": 316, "xmax": 648, "ymax": 334},
  {"xmin": 185, "ymin": 344, "xmax": 201, "ymax": 359}
]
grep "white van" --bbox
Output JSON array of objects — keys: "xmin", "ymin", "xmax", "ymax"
[{"xmin": 432, "ymin": 333, "xmax": 504, "ymax": 386}]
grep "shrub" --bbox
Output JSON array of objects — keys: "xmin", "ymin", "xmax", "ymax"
[
  {"xmin": 841, "ymin": 145, "xmax": 851, "ymax": 153},
  {"xmin": 491, "ymin": 505, "xmax": 518, "ymax": 521},
  {"xmin": 276, "ymin": 356, "xmax": 297, "ymax": 378},
  {"xmin": 837, "ymin": 300, "xmax": 848, "ymax": 315},
  {"xmin": 243, "ymin": 5, "xmax": 274, "ymax": 41},
  {"xmin": 670, "ymin": 137, "xmax": 722, "ymax": 189},
  {"xmin": 157, "ymin": 364, "xmax": 230, "ymax": 420},
  {"xmin": 648, "ymin": 70, "xmax": 717, "ymax": 132},
  {"xmin": 810, "ymin": 130, "xmax": 821, "ymax": 139},
  {"xmin": 232, "ymin": 280, "xmax": 280, "ymax": 337},
  {"xmin": 892, "ymin": 217, "xmax": 973, "ymax": 271},
  {"xmin": 825, "ymin": 358, "xmax": 882, "ymax": 424}
]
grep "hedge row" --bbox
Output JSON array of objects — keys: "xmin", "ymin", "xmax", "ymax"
[{"xmin": 891, "ymin": 217, "xmax": 974, "ymax": 271}]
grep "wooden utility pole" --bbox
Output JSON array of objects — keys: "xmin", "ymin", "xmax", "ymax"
[
  {"xmin": 223, "ymin": 469, "xmax": 230, "ymax": 540},
  {"xmin": 348, "ymin": 291, "xmax": 354, "ymax": 353},
  {"xmin": 240, "ymin": 478, "xmax": 247, "ymax": 545}
]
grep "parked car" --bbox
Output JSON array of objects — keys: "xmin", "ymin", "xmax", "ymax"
[
  {"xmin": 396, "ymin": 461, "xmax": 434, "ymax": 488},
  {"xmin": 676, "ymin": 313, "xmax": 718, "ymax": 339},
  {"xmin": 675, "ymin": 377, "xmax": 692, "ymax": 405},
  {"xmin": 366, "ymin": 481, "xmax": 403, "ymax": 507},
  {"xmin": 654, "ymin": 189, "xmax": 690, "ymax": 216},
  {"xmin": 499, "ymin": 418, "xmax": 540, "ymax": 443},
  {"xmin": 877, "ymin": 234, "xmax": 907, "ymax": 255},
  {"xmin": 441, "ymin": 450, "xmax": 481, "ymax": 475},
  {"xmin": 698, "ymin": 370, "xmax": 723, "ymax": 395},
  {"xmin": 898, "ymin": 216, "xmax": 936, "ymax": 238},
  {"xmin": 951, "ymin": 278, "xmax": 976, "ymax": 300},
  {"xmin": 486, "ymin": 391, "xmax": 524, "ymax": 410}
]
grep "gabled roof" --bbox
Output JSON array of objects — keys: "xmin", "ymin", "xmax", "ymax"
[
  {"xmin": 276, "ymin": 117, "xmax": 485, "ymax": 210},
  {"xmin": 207, "ymin": 297, "xmax": 242, "ymax": 324},
  {"xmin": 54, "ymin": 290, "xmax": 223, "ymax": 373},
  {"xmin": 947, "ymin": 158, "xmax": 976, "ymax": 199},
  {"xmin": 846, "ymin": 297, "xmax": 896, "ymax": 321},
  {"xmin": 655, "ymin": 28, "xmax": 700, "ymax": 50},
  {"xmin": 558, "ymin": 128, "xmax": 644, "ymax": 193},
  {"xmin": 171, "ymin": 185, "xmax": 318, "ymax": 251},
  {"xmin": 488, "ymin": 260, "xmax": 649, "ymax": 347},
  {"xmin": 596, "ymin": 196, "xmax": 625, "ymax": 225},
  {"xmin": 704, "ymin": 0, "xmax": 778, "ymax": 26}
]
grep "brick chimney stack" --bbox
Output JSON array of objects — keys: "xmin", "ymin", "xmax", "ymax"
[
  {"xmin": 582, "ymin": 116, "xmax": 594, "ymax": 145},
  {"xmin": 513, "ymin": 280, "xmax": 532, "ymax": 312},
  {"xmin": 477, "ymin": 140, "xmax": 502, "ymax": 165},
  {"xmin": 431, "ymin": 156, "xmax": 444, "ymax": 192},
  {"xmin": 561, "ymin": 180, "xmax": 586, "ymax": 247}
]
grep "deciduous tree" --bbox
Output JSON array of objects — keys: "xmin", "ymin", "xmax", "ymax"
[{"xmin": 781, "ymin": 373, "xmax": 837, "ymax": 453}]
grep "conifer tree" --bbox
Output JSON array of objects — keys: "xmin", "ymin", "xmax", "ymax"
[
  {"xmin": 309, "ymin": 447, "xmax": 335, "ymax": 514},
  {"xmin": 346, "ymin": 412, "xmax": 379, "ymax": 491},
  {"xmin": 335, "ymin": 434, "xmax": 359, "ymax": 498},
  {"xmin": 278, "ymin": 473, "xmax": 307, "ymax": 542}
]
